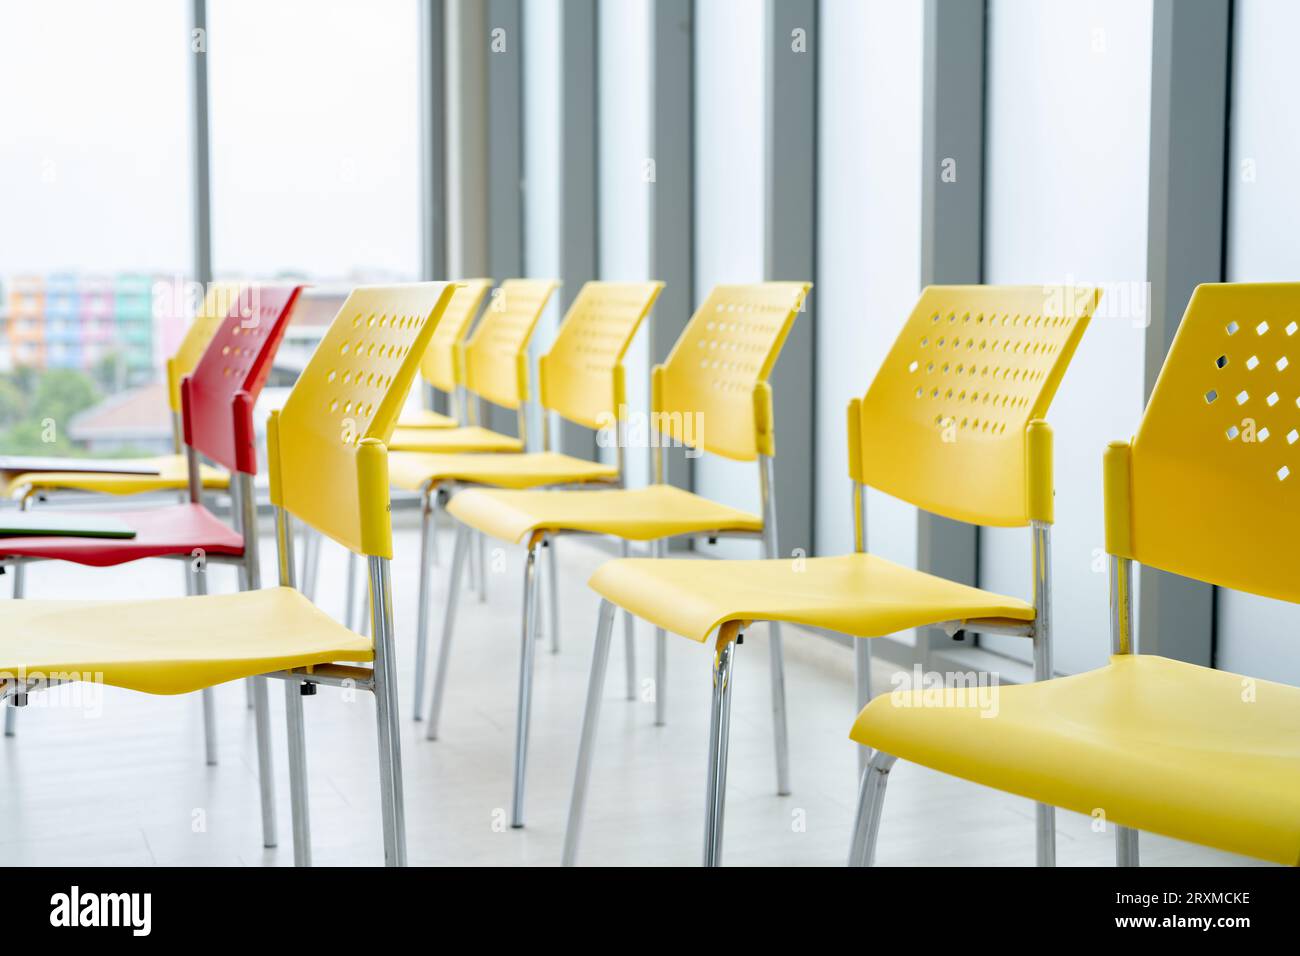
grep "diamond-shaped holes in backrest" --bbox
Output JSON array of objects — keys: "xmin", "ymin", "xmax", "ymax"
[{"xmin": 1207, "ymin": 311, "xmax": 1296, "ymax": 482}]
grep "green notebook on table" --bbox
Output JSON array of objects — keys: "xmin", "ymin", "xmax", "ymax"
[{"xmin": 0, "ymin": 512, "xmax": 137, "ymax": 539}]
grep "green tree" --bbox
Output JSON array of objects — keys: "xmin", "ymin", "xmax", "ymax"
[
  {"xmin": 31, "ymin": 368, "xmax": 101, "ymax": 431},
  {"xmin": 0, "ymin": 367, "xmax": 107, "ymax": 457},
  {"xmin": 0, "ymin": 376, "xmax": 27, "ymax": 428}
]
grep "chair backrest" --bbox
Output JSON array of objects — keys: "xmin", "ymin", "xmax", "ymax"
[
  {"xmin": 181, "ymin": 284, "xmax": 302, "ymax": 474},
  {"xmin": 853, "ymin": 285, "xmax": 1099, "ymax": 527},
  {"xmin": 538, "ymin": 281, "xmax": 665, "ymax": 429},
  {"xmin": 167, "ymin": 281, "xmax": 244, "ymax": 415},
  {"xmin": 419, "ymin": 278, "xmax": 492, "ymax": 393},
  {"xmin": 652, "ymin": 282, "xmax": 809, "ymax": 461},
  {"xmin": 268, "ymin": 282, "xmax": 457, "ymax": 558},
  {"xmin": 1105, "ymin": 282, "xmax": 1300, "ymax": 604},
  {"xmin": 462, "ymin": 279, "xmax": 560, "ymax": 410}
]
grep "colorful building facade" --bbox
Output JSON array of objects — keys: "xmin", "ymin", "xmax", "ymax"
[{"xmin": 1, "ymin": 273, "xmax": 185, "ymax": 383}]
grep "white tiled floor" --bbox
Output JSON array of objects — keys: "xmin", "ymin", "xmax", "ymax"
[{"xmin": 0, "ymin": 513, "xmax": 1263, "ymax": 866}]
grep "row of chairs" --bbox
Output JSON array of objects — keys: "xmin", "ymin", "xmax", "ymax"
[{"xmin": 2, "ymin": 278, "xmax": 1297, "ymax": 868}]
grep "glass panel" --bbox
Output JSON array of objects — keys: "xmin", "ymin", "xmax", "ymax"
[
  {"xmin": 979, "ymin": 0, "xmax": 1153, "ymax": 672},
  {"xmin": 1217, "ymin": 0, "xmax": 1300, "ymax": 685},
  {"xmin": 0, "ymin": 0, "xmax": 192, "ymax": 455}
]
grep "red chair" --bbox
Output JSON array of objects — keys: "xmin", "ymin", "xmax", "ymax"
[{"xmin": 0, "ymin": 283, "xmax": 302, "ymax": 850}]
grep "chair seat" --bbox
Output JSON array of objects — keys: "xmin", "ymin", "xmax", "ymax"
[
  {"xmin": 3, "ymin": 454, "xmax": 229, "ymax": 498},
  {"xmin": 446, "ymin": 483, "xmax": 763, "ymax": 545},
  {"xmin": 396, "ymin": 408, "xmax": 459, "ymax": 429},
  {"xmin": 588, "ymin": 552, "xmax": 1033, "ymax": 642},
  {"xmin": 0, "ymin": 586, "xmax": 372, "ymax": 695},
  {"xmin": 388, "ymin": 425, "xmax": 524, "ymax": 454},
  {"xmin": 852, "ymin": 653, "xmax": 1300, "ymax": 866},
  {"xmin": 389, "ymin": 450, "xmax": 618, "ymax": 492},
  {"xmin": 0, "ymin": 503, "xmax": 243, "ymax": 567}
]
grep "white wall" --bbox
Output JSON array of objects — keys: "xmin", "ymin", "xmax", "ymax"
[
  {"xmin": 693, "ymin": 0, "xmax": 767, "ymax": 556},
  {"xmin": 979, "ymin": 0, "xmax": 1152, "ymax": 674},
  {"xmin": 815, "ymin": 0, "xmax": 923, "ymax": 575},
  {"xmin": 596, "ymin": 0, "xmax": 653, "ymax": 484},
  {"xmin": 1218, "ymin": 0, "xmax": 1300, "ymax": 686}
]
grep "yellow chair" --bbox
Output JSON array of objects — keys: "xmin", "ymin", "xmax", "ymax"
[
  {"xmin": 0, "ymin": 282, "xmax": 458, "ymax": 866},
  {"xmin": 394, "ymin": 280, "xmax": 664, "ymax": 721},
  {"xmin": 395, "ymin": 277, "xmax": 493, "ymax": 429},
  {"xmin": 386, "ymin": 278, "xmax": 559, "ymax": 454},
  {"xmin": 562, "ymin": 284, "xmax": 1101, "ymax": 866},
  {"xmin": 434, "ymin": 282, "xmax": 810, "ymax": 830},
  {"xmin": 849, "ymin": 282, "xmax": 1300, "ymax": 868},
  {"xmin": 2, "ymin": 281, "xmax": 240, "ymax": 503},
  {"xmin": 338, "ymin": 278, "xmax": 559, "ymax": 625}
]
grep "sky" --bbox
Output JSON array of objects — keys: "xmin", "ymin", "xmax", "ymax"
[{"xmin": 0, "ymin": 0, "xmax": 421, "ymax": 280}]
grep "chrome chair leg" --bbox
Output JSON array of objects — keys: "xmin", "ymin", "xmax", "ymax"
[
  {"xmin": 510, "ymin": 540, "xmax": 542, "ymax": 828},
  {"xmin": 854, "ymin": 639, "xmax": 873, "ymax": 775},
  {"xmin": 234, "ymin": 474, "xmax": 276, "ymax": 849},
  {"xmin": 426, "ymin": 523, "xmax": 470, "ymax": 740},
  {"xmin": 621, "ymin": 616, "xmax": 637, "ymax": 697},
  {"xmin": 191, "ymin": 562, "xmax": 218, "ymax": 767},
  {"xmin": 703, "ymin": 634, "xmax": 738, "ymax": 867},
  {"xmin": 1036, "ymin": 804, "xmax": 1057, "ymax": 867},
  {"xmin": 200, "ymin": 690, "xmax": 218, "ymax": 766},
  {"xmin": 562, "ymin": 599, "xmax": 617, "ymax": 866},
  {"xmin": 1031, "ymin": 520, "xmax": 1057, "ymax": 867},
  {"xmin": 369, "ymin": 555, "xmax": 406, "ymax": 866},
  {"xmin": 546, "ymin": 536, "xmax": 560, "ymax": 654},
  {"xmin": 767, "ymin": 621, "xmax": 791, "ymax": 796},
  {"xmin": 1116, "ymin": 825, "xmax": 1140, "ymax": 866},
  {"xmin": 344, "ymin": 549, "xmax": 358, "ymax": 630},
  {"xmin": 412, "ymin": 490, "xmax": 435, "ymax": 720},
  {"xmin": 284, "ymin": 677, "xmax": 312, "ymax": 866},
  {"xmin": 5, "ymin": 553, "xmax": 25, "ymax": 737},
  {"xmin": 653, "ymin": 539, "xmax": 667, "ymax": 726},
  {"xmin": 298, "ymin": 528, "xmax": 314, "ymax": 602},
  {"xmin": 251, "ymin": 676, "xmax": 277, "ymax": 848},
  {"xmin": 848, "ymin": 749, "xmax": 897, "ymax": 866},
  {"xmin": 620, "ymin": 542, "xmax": 636, "ymax": 700},
  {"xmin": 430, "ymin": 490, "xmax": 442, "ymax": 567}
]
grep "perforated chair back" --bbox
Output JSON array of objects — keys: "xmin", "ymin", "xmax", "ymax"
[
  {"xmin": 167, "ymin": 281, "xmax": 244, "ymax": 414},
  {"xmin": 854, "ymin": 285, "xmax": 1099, "ymax": 527},
  {"xmin": 462, "ymin": 279, "xmax": 560, "ymax": 410},
  {"xmin": 419, "ymin": 278, "xmax": 492, "ymax": 393},
  {"xmin": 538, "ymin": 281, "xmax": 664, "ymax": 429},
  {"xmin": 268, "ymin": 283, "xmax": 457, "ymax": 558},
  {"xmin": 652, "ymin": 282, "xmax": 809, "ymax": 461},
  {"xmin": 1105, "ymin": 282, "xmax": 1300, "ymax": 604},
  {"xmin": 181, "ymin": 284, "xmax": 302, "ymax": 475}
]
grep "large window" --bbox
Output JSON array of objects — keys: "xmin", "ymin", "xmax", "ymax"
[
  {"xmin": 1218, "ymin": 0, "xmax": 1300, "ymax": 685},
  {"xmin": 815, "ymin": 0, "xmax": 924, "ymax": 570},
  {"xmin": 0, "ymin": 0, "xmax": 193, "ymax": 455},
  {"xmin": 207, "ymin": 0, "xmax": 421, "ymax": 282},
  {"xmin": 597, "ymin": 0, "xmax": 652, "ymax": 483},
  {"xmin": 979, "ymin": 0, "xmax": 1153, "ymax": 673},
  {"xmin": 693, "ymin": 0, "xmax": 767, "ymax": 556}
]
